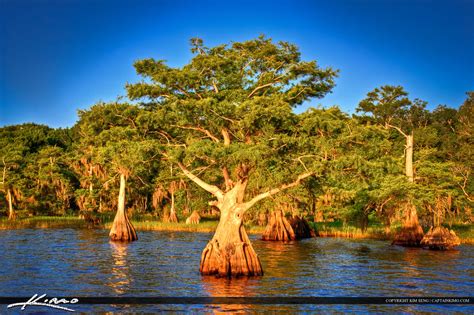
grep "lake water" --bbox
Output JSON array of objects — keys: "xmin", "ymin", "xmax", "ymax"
[{"xmin": 0, "ymin": 229, "xmax": 473, "ymax": 313}]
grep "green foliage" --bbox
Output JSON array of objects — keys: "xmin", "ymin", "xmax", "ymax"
[{"xmin": 0, "ymin": 37, "xmax": 472, "ymax": 231}]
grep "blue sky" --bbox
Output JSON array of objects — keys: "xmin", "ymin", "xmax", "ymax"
[{"xmin": 1, "ymin": 0, "xmax": 473, "ymax": 128}]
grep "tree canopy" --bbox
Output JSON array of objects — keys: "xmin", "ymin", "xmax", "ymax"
[{"xmin": 0, "ymin": 37, "xmax": 472, "ymax": 240}]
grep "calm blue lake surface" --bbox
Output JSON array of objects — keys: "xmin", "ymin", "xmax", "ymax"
[{"xmin": 0, "ymin": 229, "xmax": 473, "ymax": 313}]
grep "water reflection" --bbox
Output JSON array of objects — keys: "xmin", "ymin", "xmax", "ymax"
[
  {"xmin": 201, "ymin": 276, "xmax": 257, "ymax": 313},
  {"xmin": 0, "ymin": 229, "xmax": 472, "ymax": 313},
  {"xmin": 109, "ymin": 241, "xmax": 132, "ymax": 294}
]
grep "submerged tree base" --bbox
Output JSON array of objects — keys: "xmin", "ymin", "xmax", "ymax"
[
  {"xmin": 109, "ymin": 211, "xmax": 138, "ymax": 242},
  {"xmin": 164, "ymin": 211, "xmax": 179, "ymax": 223},
  {"xmin": 392, "ymin": 203, "xmax": 424, "ymax": 247},
  {"xmin": 289, "ymin": 215, "xmax": 315, "ymax": 239},
  {"xmin": 200, "ymin": 225, "xmax": 263, "ymax": 277},
  {"xmin": 262, "ymin": 210, "xmax": 314, "ymax": 241},
  {"xmin": 421, "ymin": 226, "xmax": 461, "ymax": 250},
  {"xmin": 392, "ymin": 225, "xmax": 424, "ymax": 247},
  {"xmin": 186, "ymin": 210, "xmax": 201, "ymax": 224}
]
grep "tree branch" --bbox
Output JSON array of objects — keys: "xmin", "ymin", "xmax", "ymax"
[
  {"xmin": 243, "ymin": 172, "xmax": 314, "ymax": 210},
  {"xmin": 221, "ymin": 128, "xmax": 231, "ymax": 146},
  {"xmin": 210, "ymin": 109, "xmax": 237, "ymax": 124},
  {"xmin": 247, "ymin": 76, "xmax": 283, "ymax": 98},
  {"xmin": 459, "ymin": 171, "xmax": 474, "ymax": 202},
  {"xmin": 385, "ymin": 123, "xmax": 408, "ymax": 138},
  {"xmin": 212, "ymin": 80, "xmax": 219, "ymax": 94},
  {"xmin": 222, "ymin": 166, "xmax": 234, "ymax": 191},
  {"xmin": 172, "ymin": 125, "xmax": 220, "ymax": 143},
  {"xmin": 1, "ymin": 157, "xmax": 6, "ymax": 185},
  {"xmin": 174, "ymin": 85, "xmax": 191, "ymax": 98},
  {"xmin": 289, "ymin": 87, "xmax": 307, "ymax": 100},
  {"xmin": 178, "ymin": 163, "xmax": 224, "ymax": 199},
  {"xmin": 293, "ymin": 155, "xmax": 317, "ymax": 172},
  {"xmin": 195, "ymin": 90, "xmax": 203, "ymax": 100}
]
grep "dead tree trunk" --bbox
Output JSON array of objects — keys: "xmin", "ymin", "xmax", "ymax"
[
  {"xmin": 388, "ymin": 127, "xmax": 423, "ymax": 246},
  {"xmin": 386, "ymin": 125, "xmax": 414, "ymax": 183},
  {"xmin": 178, "ymin": 162, "xmax": 312, "ymax": 277},
  {"xmin": 7, "ymin": 188, "xmax": 15, "ymax": 220},
  {"xmin": 164, "ymin": 180, "xmax": 179, "ymax": 223},
  {"xmin": 109, "ymin": 173, "xmax": 137, "ymax": 242},
  {"xmin": 168, "ymin": 189, "xmax": 179, "ymax": 222},
  {"xmin": 406, "ymin": 133, "xmax": 414, "ymax": 182}
]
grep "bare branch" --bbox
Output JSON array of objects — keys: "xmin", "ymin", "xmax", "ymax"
[
  {"xmin": 103, "ymin": 173, "xmax": 120, "ymax": 187},
  {"xmin": 172, "ymin": 125, "xmax": 220, "ymax": 143},
  {"xmin": 240, "ymin": 58, "xmax": 254, "ymax": 75},
  {"xmin": 221, "ymin": 128, "xmax": 231, "ymax": 146},
  {"xmin": 195, "ymin": 90, "xmax": 203, "ymax": 100},
  {"xmin": 222, "ymin": 166, "xmax": 234, "ymax": 191},
  {"xmin": 111, "ymin": 103, "xmax": 138, "ymax": 130},
  {"xmin": 293, "ymin": 155, "xmax": 317, "ymax": 172},
  {"xmin": 243, "ymin": 172, "xmax": 314, "ymax": 210},
  {"xmin": 377, "ymin": 196, "xmax": 393, "ymax": 213},
  {"xmin": 459, "ymin": 171, "xmax": 474, "ymax": 202},
  {"xmin": 174, "ymin": 85, "xmax": 191, "ymax": 98},
  {"xmin": 385, "ymin": 123, "xmax": 408, "ymax": 138},
  {"xmin": 210, "ymin": 109, "xmax": 237, "ymax": 124},
  {"xmin": 178, "ymin": 163, "xmax": 224, "ymax": 199},
  {"xmin": 289, "ymin": 87, "xmax": 307, "ymax": 100},
  {"xmin": 247, "ymin": 76, "xmax": 283, "ymax": 98},
  {"xmin": 135, "ymin": 175, "xmax": 146, "ymax": 185},
  {"xmin": 1, "ymin": 157, "xmax": 6, "ymax": 185}
]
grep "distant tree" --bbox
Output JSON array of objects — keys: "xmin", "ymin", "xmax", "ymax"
[
  {"xmin": 357, "ymin": 86, "xmax": 428, "ymax": 245},
  {"xmin": 455, "ymin": 92, "xmax": 474, "ymax": 203},
  {"xmin": 0, "ymin": 124, "xmax": 74, "ymax": 219},
  {"xmin": 0, "ymin": 136, "xmax": 23, "ymax": 220},
  {"xmin": 75, "ymin": 103, "xmax": 161, "ymax": 241}
]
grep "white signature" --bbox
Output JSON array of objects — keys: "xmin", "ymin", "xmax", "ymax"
[{"xmin": 7, "ymin": 294, "xmax": 78, "ymax": 312}]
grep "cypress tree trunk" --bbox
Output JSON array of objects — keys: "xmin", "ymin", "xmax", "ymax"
[
  {"xmin": 168, "ymin": 190, "xmax": 178, "ymax": 222},
  {"xmin": 392, "ymin": 202, "xmax": 423, "ymax": 247},
  {"xmin": 393, "ymin": 132, "xmax": 423, "ymax": 246},
  {"xmin": 200, "ymin": 182, "xmax": 263, "ymax": 277},
  {"xmin": 186, "ymin": 210, "xmax": 200, "ymax": 224},
  {"xmin": 109, "ymin": 173, "xmax": 137, "ymax": 242},
  {"xmin": 262, "ymin": 210, "xmax": 314, "ymax": 241},
  {"xmin": 7, "ymin": 188, "xmax": 15, "ymax": 220},
  {"xmin": 262, "ymin": 210, "xmax": 295, "ymax": 241},
  {"xmin": 179, "ymin": 162, "xmax": 312, "ymax": 277},
  {"xmin": 406, "ymin": 133, "xmax": 414, "ymax": 182},
  {"xmin": 421, "ymin": 226, "xmax": 460, "ymax": 250}
]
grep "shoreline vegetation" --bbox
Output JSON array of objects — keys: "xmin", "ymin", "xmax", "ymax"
[
  {"xmin": 1, "ymin": 37, "xmax": 473, "ymax": 274},
  {"xmin": 1, "ymin": 215, "xmax": 472, "ymax": 244}
]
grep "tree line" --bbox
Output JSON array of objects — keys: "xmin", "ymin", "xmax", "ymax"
[{"xmin": 1, "ymin": 36, "xmax": 472, "ymax": 235}]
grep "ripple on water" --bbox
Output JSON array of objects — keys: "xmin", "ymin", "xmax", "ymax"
[{"xmin": 0, "ymin": 229, "xmax": 473, "ymax": 312}]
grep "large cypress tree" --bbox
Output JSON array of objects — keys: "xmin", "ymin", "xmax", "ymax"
[{"xmin": 126, "ymin": 36, "xmax": 337, "ymax": 276}]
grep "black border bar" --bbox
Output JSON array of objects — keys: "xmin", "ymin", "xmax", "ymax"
[{"xmin": 0, "ymin": 297, "xmax": 472, "ymax": 305}]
